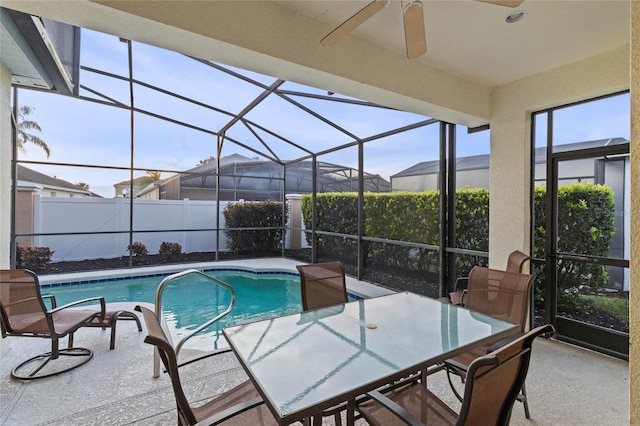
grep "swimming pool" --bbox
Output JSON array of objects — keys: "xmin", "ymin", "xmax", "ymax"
[{"xmin": 42, "ymin": 268, "xmax": 358, "ymax": 350}]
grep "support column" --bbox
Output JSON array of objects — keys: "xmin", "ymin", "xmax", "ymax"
[
  {"xmin": 628, "ymin": 1, "xmax": 639, "ymax": 423},
  {"xmin": 286, "ymin": 194, "xmax": 302, "ymax": 250},
  {"xmin": 0, "ymin": 64, "xmax": 12, "ymax": 269}
]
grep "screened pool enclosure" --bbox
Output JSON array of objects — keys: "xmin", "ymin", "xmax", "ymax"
[{"xmin": 9, "ymin": 20, "xmax": 629, "ymax": 359}]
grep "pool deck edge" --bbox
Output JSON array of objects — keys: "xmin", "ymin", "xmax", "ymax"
[{"xmin": 36, "ymin": 258, "xmax": 394, "ymax": 299}]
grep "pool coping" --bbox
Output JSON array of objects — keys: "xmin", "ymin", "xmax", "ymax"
[{"xmin": 37, "ymin": 258, "xmax": 395, "ymax": 299}]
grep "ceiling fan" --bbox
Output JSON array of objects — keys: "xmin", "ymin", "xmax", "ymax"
[{"xmin": 320, "ymin": 0, "xmax": 525, "ymax": 59}]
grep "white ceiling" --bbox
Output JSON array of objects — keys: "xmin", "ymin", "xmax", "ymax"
[
  {"xmin": 0, "ymin": 0, "xmax": 630, "ymax": 126},
  {"xmin": 282, "ymin": 0, "xmax": 629, "ymax": 87}
]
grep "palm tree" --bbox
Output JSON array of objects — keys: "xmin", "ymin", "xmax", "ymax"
[
  {"xmin": 16, "ymin": 105, "xmax": 50, "ymax": 158},
  {"xmin": 139, "ymin": 170, "xmax": 162, "ymax": 188},
  {"xmin": 197, "ymin": 155, "xmax": 215, "ymax": 166}
]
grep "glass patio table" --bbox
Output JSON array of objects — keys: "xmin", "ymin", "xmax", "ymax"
[{"xmin": 222, "ymin": 291, "xmax": 519, "ymax": 426}]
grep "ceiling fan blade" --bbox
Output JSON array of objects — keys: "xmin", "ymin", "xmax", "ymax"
[
  {"xmin": 321, "ymin": 0, "xmax": 389, "ymax": 47},
  {"xmin": 403, "ymin": 1, "xmax": 426, "ymax": 59},
  {"xmin": 475, "ymin": 0, "xmax": 524, "ymax": 7}
]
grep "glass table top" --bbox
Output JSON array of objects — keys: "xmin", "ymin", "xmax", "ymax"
[{"xmin": 223, "ymin": 291, "xmax": 519, "ymax": 422}]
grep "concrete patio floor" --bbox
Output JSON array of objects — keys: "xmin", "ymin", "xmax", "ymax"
[
  {"xmin": 0, "ymin": 259, "xmax": 629, "ymax": 425},
  {"xmin": 0, "ymin": 300, "xmax": 629, "ymax": 426}
]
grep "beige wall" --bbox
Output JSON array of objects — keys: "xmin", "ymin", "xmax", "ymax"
[
  {"xmin": 488, "ymin": 47, "xmax": 630, "ymax": 269},
  {"xmin": 629, "ymin": 2, "xmax": 638, "ymax": 424},
  {"xmin": 490, "ymin": 37, "xmax": 635, "ymax": 423},
  {"xmin": 0, "ymin": 64, "xmax": 12, "ymax": 270}
]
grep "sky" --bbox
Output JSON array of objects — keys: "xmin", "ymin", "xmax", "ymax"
[{"xmin": 15, "ymin": 28, "xmax": 630, "ymax": 198}]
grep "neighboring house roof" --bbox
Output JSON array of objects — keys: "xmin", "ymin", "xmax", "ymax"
[
  {"xmin": 17, "ymin": 165, "xmax": 98, "ymax": 196},
  {"xmin": 392, "ymin": 137, "xmax": 629, "ymax": 178},
  {"xmin": 113, "ymin": 176, "xmax": 151, "ymax": 187},
  {"xmin": 114, "ymin": 175, "xmax": 167, "ymax": 198},
  {"xmin": 120, "ymin": 155, "xmax": 255, "ymax": 193},
  {"xmin": 136, "ymin": 180, "xmax": 164, "ymax": 197}
]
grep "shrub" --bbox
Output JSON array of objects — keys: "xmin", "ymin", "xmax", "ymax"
[
  {"xmin": 21, "ymin": 246, "xmax": 54, "ymax": 271},
  {"xmin": 533, "ymin": 182, "xmax": 615, "ymax": 307},
  {"xmin": 159, "ymin": 241, "xmax": 182, "ymax": 262},
  {"xmin": 127, "ymin": 241, "xmax": 148, "ymax": 257},
  {"xmin": 224, "ymin": 200, "xmax": 287, "ymax": 254},
  {"xmin": 302, "ymin": 183, "xmax": 615, "ymax": 307},
  {"xmin": 16, "ymin": 244, "xmax": 24, "ymax": 267}
]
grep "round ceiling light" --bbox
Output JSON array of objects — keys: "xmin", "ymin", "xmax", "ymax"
[{"xmin": 505, "ymin": 10, "xmax": 527, "ymax": 24}]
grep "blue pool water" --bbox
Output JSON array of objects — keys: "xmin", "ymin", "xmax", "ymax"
[{"xmin": 43, "ymin": 269, "xmax": 305, "ymax": 346}]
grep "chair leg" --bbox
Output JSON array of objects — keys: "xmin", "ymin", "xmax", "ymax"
[
  {"xmin": 12, "ymin": 347, "xmax": 93, "ymax": 380},
  {"xmin": 108, "ymin": 310, "xmax": 143, "ymax": 350},
  {"xmin": 445, "ymin": 367, "xmax": 464, "ymax": 402},
  {"xmin": 518, "ymin": 381, "xmax": 530, "ymax": 419},
  {"xmin": 52, "ymin": 336, "xmax": 62, "ymax": 359},
  {"xmin": 334, "ymin": 412, "xmax": 342, "ymax": 426},
  {"xmin": 109, "ymin": 317, "xmax": 118, "ymax": 350}
]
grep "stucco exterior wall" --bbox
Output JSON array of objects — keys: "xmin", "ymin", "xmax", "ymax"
[
  {"xmin": 0, "ymin": 64, "xmax": 11, "ymax": 269},
  {"xmin": 489, "ymin": 46, "xmax": 629, "ymax": 270},
  {"xmin": 489, "ymin": 12, "xmax": 635, "ymax": 421},
  {"xmin": 629, "ymin": 2, "xmax": 638, "ymax": 424}
]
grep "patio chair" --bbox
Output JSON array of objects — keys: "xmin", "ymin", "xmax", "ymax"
[
  {"xmin": 0, "ymin": 269, "xmax": 106, "ymax": 380},
  {"xmin": 444, "ymin": 250, "xmax": 530, "ymax": 306},
  {"xmin": 506, "ymin": 250, "xmax": 530, "ymax": 273},
  {"xmin": 135, "ymin": 305, "xmax": 277, "ymax": 426},
  {"xmin": 296, "ymin": 261, "xmax": 348, "ymax": 311},
  {"xmin": 296, "ymin": 261, "xmax": 349, "ymax": 425},
  {"xmin": 444, "ymin": 266, "xmax": 535, "ymax": 418},
  {"xmin": 357, "ymin": 324, "xmax": 555, "ymax": 426}
]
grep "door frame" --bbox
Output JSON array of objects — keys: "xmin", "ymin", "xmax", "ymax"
[{"xmin": 545, "ymin": 142, "xmax": 630, "ymax": 359}]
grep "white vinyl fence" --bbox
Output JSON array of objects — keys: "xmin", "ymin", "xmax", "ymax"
[
  {"xmin": 31, "ymin": 197, "xmax": 230, "ymax": 262},
  {"xmin": 30, "ymin": 196, "xmax": 308, "ymax": 262}
]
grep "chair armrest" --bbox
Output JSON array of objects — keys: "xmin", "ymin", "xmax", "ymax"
[
  {"xmin": 446, "ymin": 277, "xmax": 469, "ymax": 306},
  {"xmin": 455, "ymin": 277, "xmax": 469, "ymax": 291},
  {"xmin": 448, "ymin": 291, "xmax": 464, "ymax": 306},
  {"xmin": 444, "ymin": 357, "xmax": 469, "ymax": 374},
  {"xmin": 178, "ymin": 347, "xmax": 234, "ymax": 369},
  {"xmin": 48, "ymin": 296, "xmax": 106, "ymax": 321},
  {"xmin": 192, "ymin": 396, "xmax": 265, "ymax": 426},
  {"xmin": 362, "ymin": 390, "xmax": 424, "ymax": 426},
  {"xmin": 41, "ymin": 294, "xmax": 57, "ymax": 309},
  {"xmin": 486, "ymin": 332, "xmax": 525, "ymax": 354}
]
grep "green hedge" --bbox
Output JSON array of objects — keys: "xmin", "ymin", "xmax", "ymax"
[
  {"xmin": 224, "ymin": 200, "xmax": 287, "ymax": 254},
  {"xmin": 364, "ymin": 192, "xmax": 439, "ymax": 271},
  {"xmin": 300, "ymin": 193, "xmax": 359, "ymax": 263},
  {"xmin": 534, "ymin": 182, "xmax": 615, "ymax": 304},
  {"xmin": 302, "ymin": 183, "xmax": 615, "ymax": 303},
  {"xmin": 302, "ymin": 190, "xmax": 483, "ymax": 272}
]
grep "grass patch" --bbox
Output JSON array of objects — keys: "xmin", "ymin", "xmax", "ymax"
[{"xmin": 580, "ymin": 294, "xmax": 629, "ymax": 325}]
